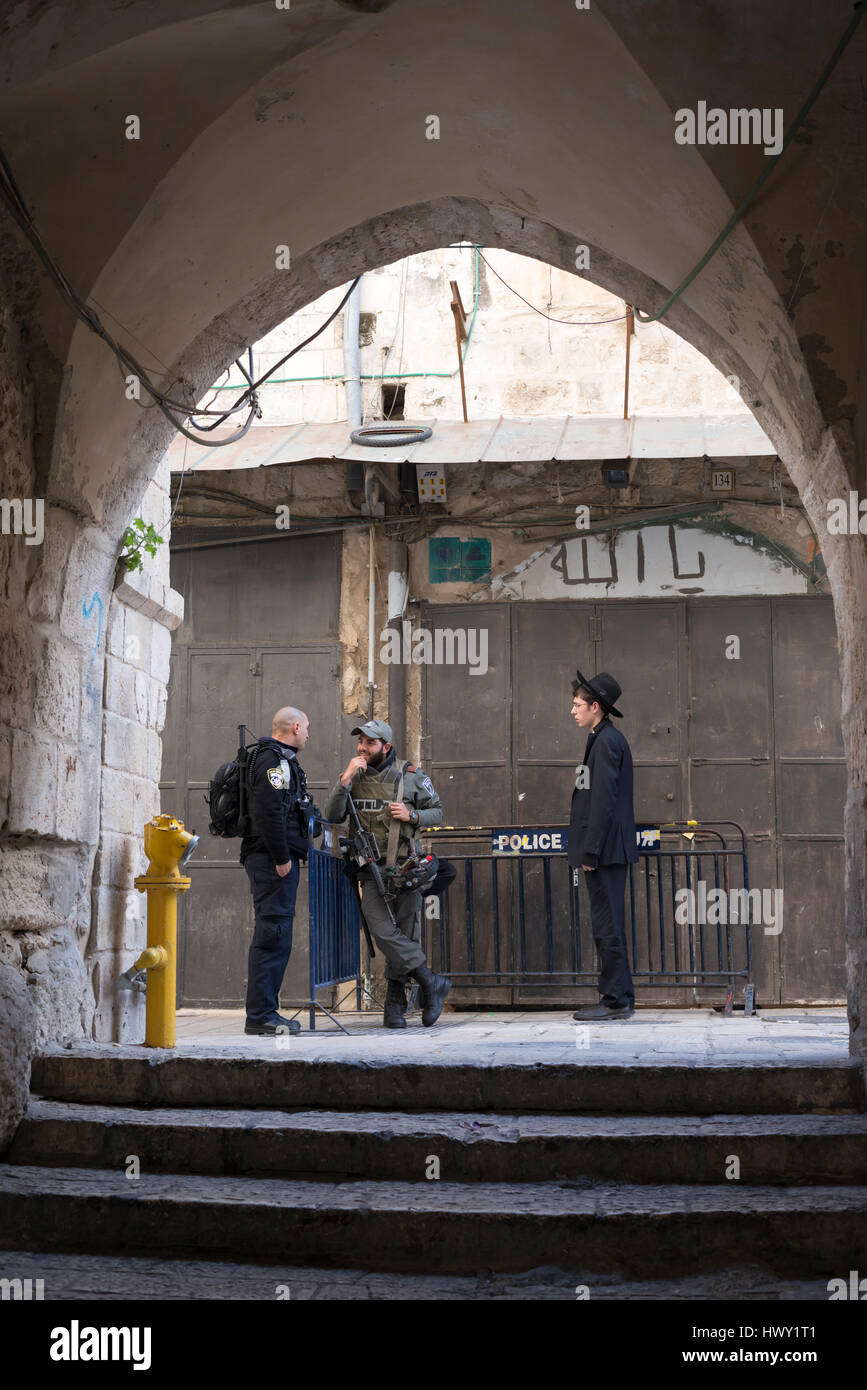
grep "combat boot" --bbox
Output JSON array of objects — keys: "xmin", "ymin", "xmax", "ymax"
[
  {"xmin": 410, "ymin": 964, "xmax": 451, "ymax": 1026},
  {"xmin": 383, "ymin": 978, "xmax": 408, "ymax": 1029}
]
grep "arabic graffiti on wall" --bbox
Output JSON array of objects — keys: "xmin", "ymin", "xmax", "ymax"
[{"xmin": 492, "ymin": 524, "xmax": 808, "ymax": 599}]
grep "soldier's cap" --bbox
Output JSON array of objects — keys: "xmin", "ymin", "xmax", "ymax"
[{"xmin": 351, "ymin": 718, "xmax": 393, "ymax": 744}]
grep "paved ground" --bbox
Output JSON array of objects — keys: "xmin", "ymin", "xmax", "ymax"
[
  {"xmin": 170, "ymin": 1007, "xmax": 853, "ymax": 1068},
  {"xmin": 0, "ymin": 1249, "xmax": 835, "ymax": 1300}
]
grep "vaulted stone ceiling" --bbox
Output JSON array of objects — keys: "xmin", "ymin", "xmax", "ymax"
[{"xmin": 0, "ymin": 0, "xmax": 863, "ymax": 519}]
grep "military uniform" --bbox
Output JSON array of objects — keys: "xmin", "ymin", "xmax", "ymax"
[
  {"xmin": 241, "ymin": 736, "xmax": 313, "ymax": 1027},
  {"xmin": 323, "ymin": 742, "xmax": 443, "ymax": 984}
]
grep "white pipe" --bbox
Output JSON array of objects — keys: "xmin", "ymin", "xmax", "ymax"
[
  {"xmin": 386, "ymin": 540, "xmax": 409, "ymax": 752},
  {"xmin": 367, "ymin": 524, "xmax": 376, "ymax": 715},
  {"xmin": 343, "ymin": 278, "xmax": 362, "ymax": 428},
  {"xmin": 387, "ymin": 560, "xmax": 408, "ymax": 622}
]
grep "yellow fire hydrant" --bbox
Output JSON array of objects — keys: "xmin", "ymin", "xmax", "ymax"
[{"xmin": 132, "ymin": 813, "xmax": 198, "ymax": 1048}]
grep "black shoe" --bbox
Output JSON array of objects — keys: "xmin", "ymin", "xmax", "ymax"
[
  {"xmin": 410, "ymin": 965, "xmax": 452, "ymax": 1026},
  {"xmin": 572, "ymin": 1003, "xmax": 634, "ymax": 1022},
  {"xmin": 383, "ymin": 980, "xmax": 408, "ymax": 1030},
  {"xmin": 245, "ymin": 1014, "xmax": 301, "ymax": 1036}
]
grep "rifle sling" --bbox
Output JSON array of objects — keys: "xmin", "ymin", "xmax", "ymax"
[{"xmin": 385, "ymin": 766, "xmax": 406, "ymax": 869}]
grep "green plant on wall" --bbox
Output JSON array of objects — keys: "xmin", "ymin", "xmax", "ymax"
[{"xmin": 118, "ymin": 517, "xmax": 163, "ymax": 577}]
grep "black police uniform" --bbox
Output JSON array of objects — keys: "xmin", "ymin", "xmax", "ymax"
[{"xmin": 240, "ymin": 736, "xmax": 313, "ymax": 1026}]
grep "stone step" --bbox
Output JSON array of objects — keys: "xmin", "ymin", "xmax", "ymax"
[
  {"xmin": 1, "ymin": 1164, "xmax": 865, "ymax": 1276},
  {"xmin": 30, "ymin": 1048, "xmax": 865, "ymax": 1114},
  {"xmin": 0, "ymin": 1248, "xmax": 835, "ymax": 1301},
  {"xmin": 10, "ymin": 1100, "xmax": 867, "ymax": 1185}
]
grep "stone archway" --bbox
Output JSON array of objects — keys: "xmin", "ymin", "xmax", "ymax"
[
  {"xmin": 62, "ymin": 198, "xmax": 867, "ymax": 1045},
  {"xmin": 1, "ymin": 0, "xmax": 865, "ymax": 1147}
]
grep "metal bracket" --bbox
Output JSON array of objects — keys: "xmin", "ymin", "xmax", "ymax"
[{"xmin": 118, "ymin": 967, "xmax": 147, "ymax": 994}]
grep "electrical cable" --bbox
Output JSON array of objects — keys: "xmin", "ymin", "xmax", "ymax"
[
  {"xmin": 0, "ymin": 142, "xmax": 258, "ymax": 441},
  {"xmin": 0, "ymin": 139, "xmax": 360, "ymax": 445},
  {"xmin": 350, "ymin": 424, "xmax": 432, "ymax": 447},
  {"xmin": 754, "ymin": 142, "xmax": 844, "ymax": 397},
  {"xmin": 190, "ymin": 347, "xmax": 258, "ymax": 432},
  {"xmin": 207, "ymin": 248, "xmax": 483, "ymax": 390},
  {"xmin": 389, "ymin": 258, "xmax": 409, "ymax": 419},
  {"xmin": 180, "ymin": 278, "xmax": 360, "ymax": 434},
  {"xmin": 380, "ymin": 257, "xmax": 408, "ymax": 421},
  {"xmin": 201, "ymin": 299, "xmax": 358, "ymax": 421},
  {"xmin": 174, "ymin": 482, "xmax": 285, "ymax": 516},
  {"xmin": 164, "ymin": 437, "xmax": 188, "ymax": 535},
  {"xmin": 635, "ymin": 1, "xmax": 866, "ymax": 323},
  {"xmin": 477, "ymin": 250, "xmax": 632, "ymax": 325}
]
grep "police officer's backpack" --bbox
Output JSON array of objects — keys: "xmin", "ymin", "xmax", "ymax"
[{"xmin": 205, "ymin": 724, "xmax": 259, "ymax": 838}]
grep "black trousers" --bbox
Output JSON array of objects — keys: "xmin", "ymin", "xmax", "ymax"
[
  {"xmin": 586, "ymin": 862, "xmax": 634, "ymax": 1009},
  {"xmin": 243, "ymin": 851, "xmax": 299, "ymax": 1024}
]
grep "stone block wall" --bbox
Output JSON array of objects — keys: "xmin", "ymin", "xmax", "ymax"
[
  {"xmin": 0, "ymin": 264, "xmax": 97, "ymax": 1074},
  {"xmin": 86, "ymin": 458, "xmax": 183, "ymax": 1043},
  {"xmin": 0, "ymin": 371, "xmax": 182, "ymax": 1080}
]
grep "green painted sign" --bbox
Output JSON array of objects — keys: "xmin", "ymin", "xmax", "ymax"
[{"xmin": 429, "ymin": 537, "xmax": 491, "ymax": 583}]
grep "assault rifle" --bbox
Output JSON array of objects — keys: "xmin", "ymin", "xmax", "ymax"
[{"xmin": 337, "ymin": 789, "xmax": 400, "ymax": 957}]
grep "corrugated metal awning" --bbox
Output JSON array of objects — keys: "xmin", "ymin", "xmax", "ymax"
[{"xmin": 167, "ymin": 413, "xmax": 775, "ymax": 473}]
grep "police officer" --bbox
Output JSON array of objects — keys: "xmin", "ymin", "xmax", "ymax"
[
  {"xmin": 241, "ymin": 706, "xmax": 314, "ymax": 1036},
  {"xmin": 324, "ymin": 718, "xmax": 451, "ymax": 1029}
]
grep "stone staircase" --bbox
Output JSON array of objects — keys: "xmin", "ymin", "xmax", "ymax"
[{"xmin": 1, "ymin": 1047, "xmax": 866, "ymax": 1282}]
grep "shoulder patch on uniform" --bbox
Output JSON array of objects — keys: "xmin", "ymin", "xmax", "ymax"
[
  {"xmin": 420, "ymin": 775, "xmax": 435, "ymax": 795},
  {"xmin": 267, "ymin": 767, "xmax": 284, "ymax": 789}
]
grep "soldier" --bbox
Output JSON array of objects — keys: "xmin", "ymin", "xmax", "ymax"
[
  {"xmin": 241, "ymin": 706, "xmax": 315, "ymax": 1036},
  {"xmin": 324, "ymin": 718, "xmax": 451, "ymax": 1029}
]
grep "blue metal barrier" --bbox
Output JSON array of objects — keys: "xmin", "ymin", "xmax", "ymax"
[
  {"xmin": 306, "ymin": 820, "xmax": 755, "ymax": 1020},
  {"xmin": 307, "ymin": 828, "xmax": 361, "ymax": 1030}
]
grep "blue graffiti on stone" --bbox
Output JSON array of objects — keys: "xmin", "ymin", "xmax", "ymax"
[{"xmin": 82, "ymin": 590, "xmax": 103, "ymax": 694}]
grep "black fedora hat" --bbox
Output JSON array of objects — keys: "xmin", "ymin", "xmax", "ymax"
[{"xmin": 573, "ymin": 669, "xmax": 624, "ymax": 718}]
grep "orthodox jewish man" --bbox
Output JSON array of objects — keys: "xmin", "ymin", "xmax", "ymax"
[{"xmin": 568, "ymin": 670, "xmax": 639, "ymax": 1021}]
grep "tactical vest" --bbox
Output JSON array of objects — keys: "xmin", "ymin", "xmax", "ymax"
[
  {"xmin": 351, "ymin": 761, "xmax": 416, "ymax": 862},
  {"xmin": 249, "ymin": 745, "xmax": 313, "ymax": 842}
]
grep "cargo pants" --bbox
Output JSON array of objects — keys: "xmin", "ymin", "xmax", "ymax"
[{"xmin": 358, "ymin": 871, "xmax": 425, "ymax": 982}]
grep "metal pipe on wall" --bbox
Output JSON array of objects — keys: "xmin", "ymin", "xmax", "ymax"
[
  {"xmin": 367, "ymin": 523, "xmax": 376, "ymax": 718},
  {"xmin": 343, "ymin": 277, "xmax": 362, "ymax": 428},
  {"xmin": 344, "ymin": 276, "xmax": 364, "ymax": 495},
  {"xmin": 386, "ymin": 539, "xmax": 408, "ymax": 753},
  {"xmin": 623, "ymin": 303, "xmax": 634, "ymax": 420}
]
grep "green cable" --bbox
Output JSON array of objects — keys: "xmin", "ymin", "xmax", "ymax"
[
  {"xmin": 636, "ymin": 2, "xmax": 865, "ymax": 324},
  {"xmin": 210, "ymin": 247, "xmax": 481, "ymax": 388}
]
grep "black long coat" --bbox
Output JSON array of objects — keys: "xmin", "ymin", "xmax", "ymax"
[{"xmin": 568, "ymin": 718, "xmax": 639, "ymax": 868}]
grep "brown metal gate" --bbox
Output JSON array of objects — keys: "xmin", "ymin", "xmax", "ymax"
[
  {"xmin": 420, "ymin": 596, "xmax": 844, "ymax": 1006},
  {"xmin": 161, "ymin": 533, "xmax": 344, "ymax": 1007}
]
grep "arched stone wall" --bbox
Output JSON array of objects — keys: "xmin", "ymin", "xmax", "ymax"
[
  {"xmin": 57, "ymin": 197, "xmax": 867, "ymax": 1059},
  {"xmin": 1, "ymin": 0, "xmax": 864, "ymax": 1143}
]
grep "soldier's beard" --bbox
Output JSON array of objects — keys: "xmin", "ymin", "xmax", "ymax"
[{"xmin": 365, "ymin": 748, "xmax": 385, "ymax": 769}]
